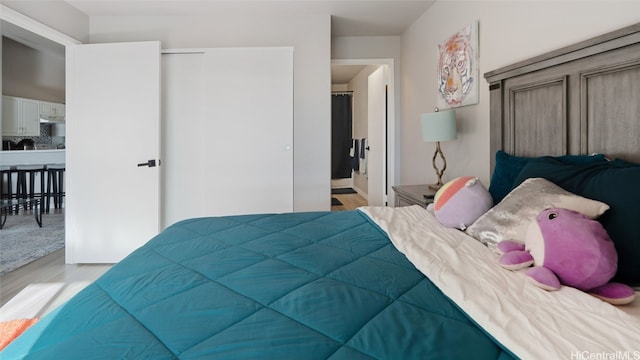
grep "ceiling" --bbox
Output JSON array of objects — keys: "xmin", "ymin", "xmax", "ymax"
[
  {"xmin": 331, "ymin": 64, "xmax": 366, "ymax": 84},
  {"xmin": 3, "ymin": 1, "xmax": 435, "ymax": 83},
  {"xmin": 64, "ymin": 0, "xmax": 435, "ymax": 37},
  {"xmin": 63, "ymin": 0, "xmax": 436, "ymax": 83}
]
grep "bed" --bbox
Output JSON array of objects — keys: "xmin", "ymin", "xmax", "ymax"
[{"xmin": 3, "ymin": 23, "xmax": 640, "ymax": 359}]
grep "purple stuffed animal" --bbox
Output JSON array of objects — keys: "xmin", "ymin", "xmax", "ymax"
[
  {"xmin": 427, "ymin": 176, "xmax": 493, "ymax": 230},
  {"xmin": 498, "ymin": 207, "xmax": 635, "ymax": 305}
]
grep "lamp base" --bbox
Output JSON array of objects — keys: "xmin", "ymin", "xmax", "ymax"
[{"xmin": 430, "ymin": 141, "xmax": 447, "ymax": 192}]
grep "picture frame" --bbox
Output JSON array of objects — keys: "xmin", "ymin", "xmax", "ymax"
[{"xmin": 436, "ymin": 21, "xmax": 479, "ymax": 109}]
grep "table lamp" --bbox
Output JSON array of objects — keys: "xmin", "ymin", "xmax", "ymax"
[{"xmin": 420, "ymin": 109, "xmax": 457, "ymax": 190}]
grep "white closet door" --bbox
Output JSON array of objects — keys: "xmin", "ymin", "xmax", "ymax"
[
  {"xmin": 162, "ymin": 47, "xmax": 293, "ymax": 227},
  {"xmin": 68, "ymin": 41, "xmax": 161, "ymax": 263},
  {"xmin": 161, "ymin": 52, "xmax": 206, "ymax": 226},
  {"xmin": 204, "ymin": 47, "xmax": 293, "ymax": 216}
]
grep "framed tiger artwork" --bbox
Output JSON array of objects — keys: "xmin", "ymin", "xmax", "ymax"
[{"xmin": 437, "ymin": 21, "xmax": 479, "ymax": 109}]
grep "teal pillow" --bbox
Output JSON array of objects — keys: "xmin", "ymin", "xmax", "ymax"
[
  {"xmin": 488, "ymin": 150, "xmax": 607, "ymax": 204},
  {"xmin": 514, "ymin": 158, "xmax": 640, "ymax": 286}
]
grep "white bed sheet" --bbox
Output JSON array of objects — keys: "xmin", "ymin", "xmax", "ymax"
[{"xmin": 360, "ymin": 205, "xmax": 640, "ymax": 359}]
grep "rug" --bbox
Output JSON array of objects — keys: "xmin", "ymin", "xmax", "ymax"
[
  {"xmin": 0, "ymin": 318, "xmax": 39, "ymax": 351},
  {"xmin": 331, "ymin": 197, "xmax": 343, "ymax": 206},
  {"xmin": 0, "ymin": 211, "xmax": 64, "ymax": 275},
  {"xmin": 332, "ymin": 188, "xmax": 357, "ymax": 195}
]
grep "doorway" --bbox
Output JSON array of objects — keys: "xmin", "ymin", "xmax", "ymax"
[
  {"xmin": 330, "ymin": 59, "xmax": 395, "ymax": 209},
  {"xmin": 1, "ymin": 5, "xmax": 80, "ymax": 268},
  {"xmin": 0, "ymin": 25, "xmax": 66, "ymax": 274}
]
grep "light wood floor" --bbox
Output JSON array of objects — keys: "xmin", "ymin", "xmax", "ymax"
[
  {"xmin": 0, "ymin": 249, "xmax": 112, "ymax": 307},
  {"xmin": 331, "ymin": 192, "xmax": 367, "ymax": 211}
]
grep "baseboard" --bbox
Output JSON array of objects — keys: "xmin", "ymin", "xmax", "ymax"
[
  {"xmin": 331, "ymin": 178, "xmax": 353, "ymax": 189},
  {"xmin": 352, "ymin": 185, "xmax": 368, "ymax": 200}
]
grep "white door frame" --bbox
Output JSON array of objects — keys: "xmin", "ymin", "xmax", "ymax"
[
  {"xmin": 0, "ymin": 5, "xmax": 81, "ymax": 46},
  {"xmin": 331, "ymin": 58, "xmax": 396, "ymax": 206},
  {"xmin": 367, "ymin": 65, "xmax": 387, "ymax": 207}
]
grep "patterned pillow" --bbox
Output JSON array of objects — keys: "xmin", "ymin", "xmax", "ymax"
[{"xmin": 466, "ymin": 177, "xmax": 609, "ymax": 252}]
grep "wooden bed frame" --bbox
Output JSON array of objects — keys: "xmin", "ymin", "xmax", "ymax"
[{"xmin": 485, "ymin": 23, "xmax": 640, "ymax": 172}]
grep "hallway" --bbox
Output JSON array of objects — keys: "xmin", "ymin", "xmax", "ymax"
[{"xmin": 331, "ymin": 192, "xmax": 367, "ymax": 211}]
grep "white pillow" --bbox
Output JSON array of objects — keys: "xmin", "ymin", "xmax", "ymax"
[{"xmin": 466, "ymin": 177, "xmax": 609, "ymax": 251}]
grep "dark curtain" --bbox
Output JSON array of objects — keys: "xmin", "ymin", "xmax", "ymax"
[{"xmin": 331, "ymin": 94, "xmax": 353, "ymax": 179}]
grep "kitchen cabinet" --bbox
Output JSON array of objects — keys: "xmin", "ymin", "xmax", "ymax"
[
  {"xmin": 40, "ymin": 101, "xmax": 65, "ymax": 117},
  {"xmin": 2, "ymin": 96, "xmax": 21, "ymax": 135},
  {"xmin": 2, "ymin": 95, "xmax": 40, "ymax": 136}
]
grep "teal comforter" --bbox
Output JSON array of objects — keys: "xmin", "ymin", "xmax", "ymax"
[{"xmin": 3, "ymin": 211, "xmax": 512, "ymax": 359}]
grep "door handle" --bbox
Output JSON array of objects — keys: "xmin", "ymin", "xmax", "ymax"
[{"xmin": 137, "ymin": 159, "xmax": 156, "ymax": 168}]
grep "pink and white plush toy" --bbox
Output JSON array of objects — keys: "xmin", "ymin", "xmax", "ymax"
[
  {"xmin": 427, "ymin": 176, "xmax": 493, "ymax": 230},
  {"xmin": 498, "ymin": 207, "xmax": 635, "ymax": 305}
]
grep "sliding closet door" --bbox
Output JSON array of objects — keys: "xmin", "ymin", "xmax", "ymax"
[
  {"xmin": 162, "ymin": 47, "xmax": 293, "ymax": 227},
  {"xmin": 203, "ymin": 47, "xmax": 293, "ymax": 217},
  {"xmin": 162, "ymin": 52, "xmax": 206, "ymax": 225}
]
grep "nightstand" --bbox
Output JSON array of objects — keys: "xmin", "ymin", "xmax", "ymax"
[{"xmin": 392, "ymin": 185, "xmax": 437, "ymax": 208}]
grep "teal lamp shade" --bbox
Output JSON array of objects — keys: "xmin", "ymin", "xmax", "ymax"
[{"xmin": 420, "ymin": 110, "xmax": 456, "ymax": 142}]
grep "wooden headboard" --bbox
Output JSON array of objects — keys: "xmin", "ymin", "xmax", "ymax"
[{"xmin": 484, "ymin": 23, "xmax": 640, "ymax": 173}]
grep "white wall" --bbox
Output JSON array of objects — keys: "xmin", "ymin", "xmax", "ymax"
[
  {"xmin": 1, "ymin": 35, "xmax": 2, "ymax": 138},
  {"xmin": 2, "ymin": 37, "xmax": 65, "ymax": 102},
  {"xmin": 401, "ymin": 1, "xmax": 640, "ymax": 188},
  {"xmin": 332, "ymin": 36, "xmax": 400, "ymax": 60},
  {"xmin": 88, "ymin": 14, "xmax": 331, "ymax": 211}
]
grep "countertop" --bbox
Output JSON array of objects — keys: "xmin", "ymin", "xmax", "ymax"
[
  {"xmin": 2, "ymin": 149, "xmax": 65, "ymax": 153},
  {"xmin": 0, "ymin": 149, "xmax": 65, "ymax": 166}
]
